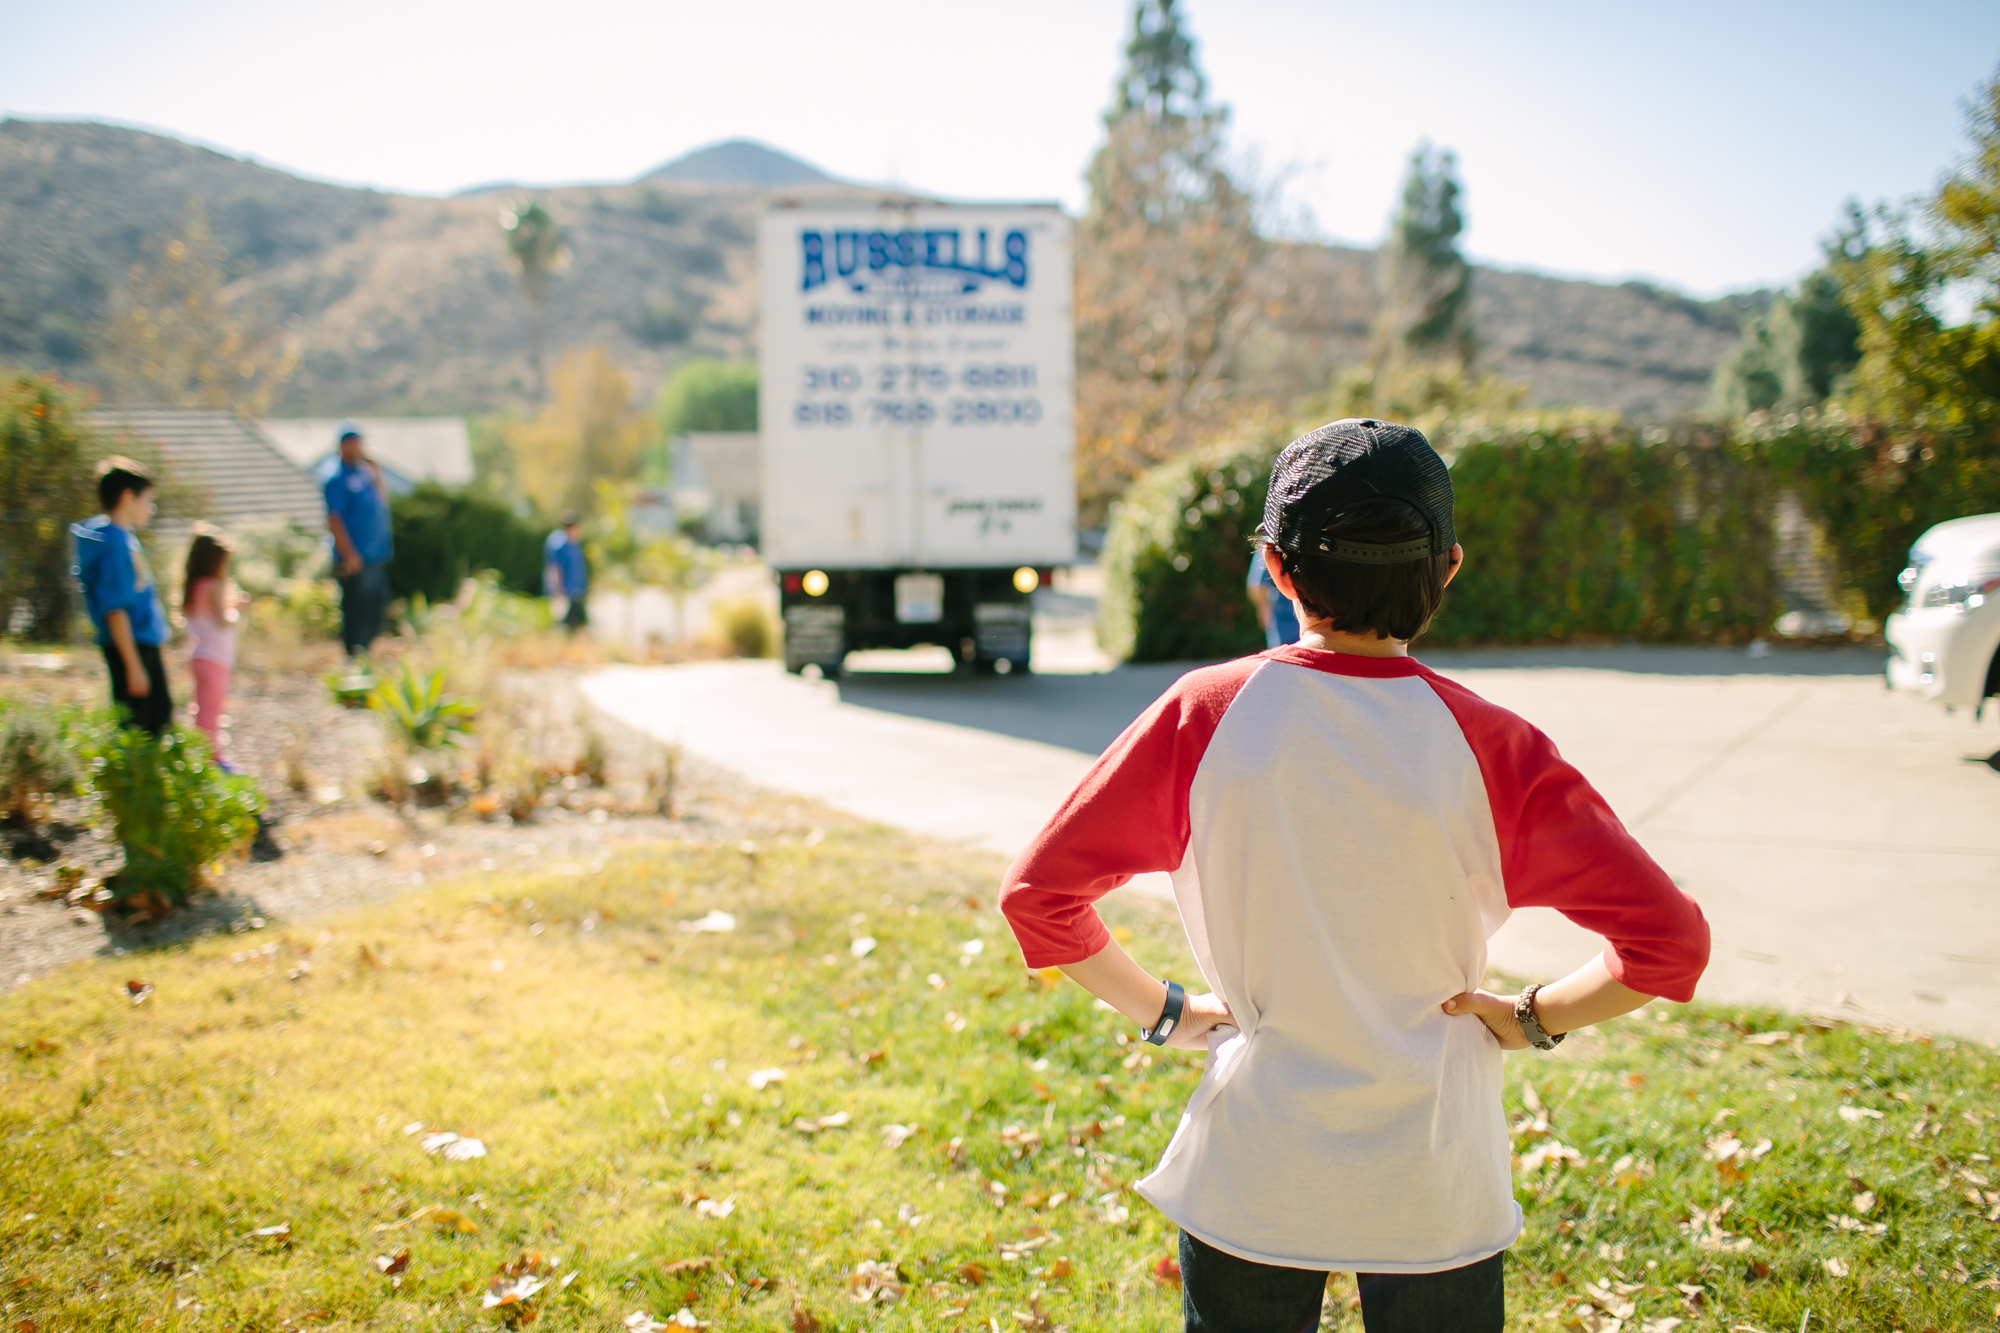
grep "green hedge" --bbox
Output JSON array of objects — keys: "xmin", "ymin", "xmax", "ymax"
[
  {"xmin": 1099, "ymin": 414, "xmax": 1986, "ymax": 661},
  {"xmin": 388, "ymin": 483, "xmax": 546, "ymax": 603}
]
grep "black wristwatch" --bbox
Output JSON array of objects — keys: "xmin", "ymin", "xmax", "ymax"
[
  {"xmin": 1142, "ymin": 980, "xmax": 1186, "ymax": 1046},
  {"xmin": 1514, "ymin": 984, "xmax": 1566, "ymax": 1050}
]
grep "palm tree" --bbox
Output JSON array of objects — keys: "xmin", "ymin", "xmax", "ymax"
[{"xmin": 500, "ymin": 200, "xmax": 566, "ymax": 401}]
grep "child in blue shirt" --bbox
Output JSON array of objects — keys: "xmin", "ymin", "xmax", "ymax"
[{"xmin": 71, "ymin": 458, "xmax": 172, "ymax": 734}]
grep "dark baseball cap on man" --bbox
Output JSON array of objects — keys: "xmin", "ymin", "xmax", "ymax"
[{"xmin": 1258, "ymin": 418, "xmax": 1455, "ymax": 564}]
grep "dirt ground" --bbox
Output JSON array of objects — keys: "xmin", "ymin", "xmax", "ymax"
[{"xmin": 0, "ymin": 648, "xmax": 798, "ymax": 993}]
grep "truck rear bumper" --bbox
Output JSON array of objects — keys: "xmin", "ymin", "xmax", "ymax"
[{"xmin": 778, "ymin": 567, "xmax": 1046, "ymax": 674}]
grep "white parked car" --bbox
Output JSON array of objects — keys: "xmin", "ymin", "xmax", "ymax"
[{"xmin": 1884, "ymin": 512, "xmax": 2000, "ymax": 727}]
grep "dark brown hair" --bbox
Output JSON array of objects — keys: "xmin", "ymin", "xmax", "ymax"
[
  {"xmin": 182, "ymin": 531, "xmax": 233, "ymax": 613},
  {"xmin": 1275, "ymin": 496, "xmax": 1454, "ymax": 642},
  {"xmin": 94, "ymin": 456, "xmax": 155, "ymax": 511}
]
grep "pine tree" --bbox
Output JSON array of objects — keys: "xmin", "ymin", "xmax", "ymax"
[
  {"xmin": 1371, "ymin": 144, "xmax": 1476, "ymax": 372},
  {"xmin": 1075, "ymin": 0, "xmax": 1262, "ymax": 524},
  {"xmin": 501, "ymin": 200, "xmax": 567, "ymax": 404},
  {"xmin": 1704, "ymin": 265, "xmax": 1861, "ymax": 418}
]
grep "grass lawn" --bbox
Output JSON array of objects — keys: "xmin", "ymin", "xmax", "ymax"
[{"xmin": 3, "ymin": 806, "xmax": 1998, "ymax": 1332}]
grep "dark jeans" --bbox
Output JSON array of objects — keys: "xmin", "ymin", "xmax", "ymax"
[
  {"xmin": 562, "ymin": 594, "xmax": 589, "ymax": 632},
  {"xmin": 1180, "ymin": 1231, "xmax": 1504, "ymax": 1333},
  {"xmin": 337, "ymin": 561, "xmax": 390, "ymax": 656},
  {"xmin": 102, "ymin": 642, "xmax": 173, "ymax": 736}
]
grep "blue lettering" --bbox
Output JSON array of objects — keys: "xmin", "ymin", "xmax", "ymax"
[{"xmin": 799, "ymin": 227, "xmax": 1032, "ymax": 293}]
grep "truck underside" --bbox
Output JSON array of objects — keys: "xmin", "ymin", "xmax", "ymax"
[{"xmin": 778, "ymin": 567, "xmax": 1041, "ymax": 676}]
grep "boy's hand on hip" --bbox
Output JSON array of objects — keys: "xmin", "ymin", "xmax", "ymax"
[
  {"xmin": 1442, "ymin": 989, "xmax": 1529, "ymax": 1050},
  {"xmin": 1165, "ymin": 992, "xmax": 1236, "ymax": 1050}
]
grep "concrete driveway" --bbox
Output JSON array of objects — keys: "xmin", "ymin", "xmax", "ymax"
[{"xmin": 582, "ymin": 640, "xmax": 2000, "ymax": 1044}]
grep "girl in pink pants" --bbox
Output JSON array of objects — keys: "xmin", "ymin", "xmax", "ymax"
[{"xmin": 182, "ymin": 531, "xmax": 241, "ymax": 772}]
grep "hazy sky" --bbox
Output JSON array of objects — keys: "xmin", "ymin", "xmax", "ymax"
[{"xmin": 5, "ymin": 0, "xmax": 1995, "ymax": 296}]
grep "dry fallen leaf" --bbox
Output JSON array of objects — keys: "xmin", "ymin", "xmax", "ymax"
[
  {"xmin": 662, "ymin": 1256, "xmax": 716, "ymax": 1275},
  {"xmin": 746, "ymin": 1068, "xmax": 787, "ymax": 1090},
  {"xmin": 1742, "ymin": 1031, "xmax": 1791, "ymax": 1045},
  {"xmin": 1046, "ymin": 1256, "xmax": 1073, "ymax": 1279},
  {"xmin": 790, "ymin": 1300, "xmax": 823, "ymax": 1333},
  {"xmin": 850, "ymin": 936, "xmax": 877, "ymax": 959},
  {"xmin": 693, "ymin": 1197, "xmax": 735, "ymax": 1220},
  {"xmin": 373, "ymin": 1248, "xmax": 411, "ymax": 1276},
  {"xmin": 429, "ymin": 1208, "xmax": 480, "ymax": 1234},
  {"xmin": 848, "ymin": 1259, "xmax": 906, "ymax": 1304},
  {"xmin": 1824, "ymin": 1256, "xmax": 1850, "ymax": 1277},
  {"xmin": 1151, "ymin": 1254, "xmax": 1182, "ymax": 1288},
  {"xmin": 680, "ymin": 910, "xmax": 736, "ymax": 934},
  {"xmin": 125, "ymin": 979, "xmax": 153, "ymax": 1005},
  {"xmin": 1837, "ymin": 1106, "xmax": 1885, "ymax": 1123},
  {"xmin": 245, "ymin": 1222, "xmax": 292, "ymax": 1244},
  {"xmin": 792, "ymin": 1111, "xmax": 851, "ymax": 1134},
  {"xmin": 881, "ymin": 1123, "xmax": 918, "ymax": 1149},
  {"xmin": 1852, "ymin": 1189, "xmax": 1877, "ymax": 1214}
]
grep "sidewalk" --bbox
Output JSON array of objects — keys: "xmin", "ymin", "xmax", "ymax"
[{"xmin": 583, "ymin": 648, "xmax": 2000, "ymax": 1044}]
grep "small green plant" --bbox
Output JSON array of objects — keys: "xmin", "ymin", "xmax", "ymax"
[
  {"xmin": 367, "ymin": 663, "xmax": 477, "ymax": 751},
  {"xmin": 709, "ymin": 594, "xmax": 778, "ymax": 658},
  {"xmin": 0, "ymin": 702, "xmax": 78, "ymax": 825},
  {"xmin": 322, "ymin": 665, "xmax": 376, "ymax": 709},
  {"xmin": 80, "ymin": 721, "xmax": 262, "ymax": 911}
]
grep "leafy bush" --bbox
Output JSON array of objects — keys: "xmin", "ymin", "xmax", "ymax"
[
  {"xmin": 81, "ymin": 722, "xmax": 262, "ymax": 908},
  {"xmin": 0, "ymin": 374, "xmax": 98, "ymax": 641},
  {"xmin": 1434, "ymin": 422, "xmax": 1780, "ymax": 645},
  {"xmin": 388, "ymin": 482, "xmax": 545, "ymax": 603},
  {"xmin": 1099, "ymin": 418, "xmax": 1844, "ymax": 660},
  {"xmin": 1098, "ymin": 433, "xmax": 1276, "ymax": 662},
  {"xmin": 367, "ymin": 664, "xmax": 477, "ymax": 751},
  {"xmin": 708, "ymin": 594, "xmax": 778, "ymax": 658},
  {"xmin": 0, "ymin": 702, "xmax": 78, "ymax": 825}
]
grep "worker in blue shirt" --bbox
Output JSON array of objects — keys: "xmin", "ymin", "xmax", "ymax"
[
  {"xmin": 323, "ymin": 421, "xmax": 393, "ymax": 658},
  {"xmin": 544, "ymin": 512, "xmax": 589, "ymax": 633},
  {"xmin": 1247, "ymin": 546, "xmax": 1301, "ymax": 647},
  {"xmin": 71, "ymin": 457, "xmax": 173, "ymax": 733}
]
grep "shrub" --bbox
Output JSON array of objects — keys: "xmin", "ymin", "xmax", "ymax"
[
  {"xmin": 0, "ymin": 702, "xmax": 78, "ymax": 825},
  {"xmin": 367, "ymin": 664, "xmax": 477, "ymax": 751},
  {"xmin": 0, "ymin": 375, "xmax": 98, "ymax": 642},
  {"xmin": 388, "ymin": 482, "xmax": 545, "ymax": 602},
  {"xmin": 1098, "ymin": 432, "xmax": 1276, "ymax": 662},
  {"xmin": 709, "ymin": 595, "xmax": 778, "ymax": 658},
  {"xmin": 1099, "ymin": 418, "xmax": 1801, "ymax": 661},
  {"xmin": 81, "ymin": 722, "xmax": 262, "ymax": 908}
]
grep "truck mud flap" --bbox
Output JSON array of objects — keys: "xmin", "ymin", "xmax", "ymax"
[
  {"xmin": 785, "ymin": 604, "xmax": 845, "ymax": 671},
  {"xmin": 974, "ymin": 602, "xmax": 1031, "ymax": 665}
]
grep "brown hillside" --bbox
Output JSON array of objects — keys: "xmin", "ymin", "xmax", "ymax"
[{"xmin": 1, "ymin": 120, "xmax": 1754, "ymax": 418}]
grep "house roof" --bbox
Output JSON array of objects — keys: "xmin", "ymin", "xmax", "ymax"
[
  {"xmin": 88, "ymin": 409, "xmax": 324, "ymax": 533},
  {"xmin": 259, "ymin": 417, "xmax": 474, "ymax": 488}
]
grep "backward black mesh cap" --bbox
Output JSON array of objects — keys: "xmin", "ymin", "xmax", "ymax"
[{"xmin": 1258, "ymin": 418, "xmax": 1455, "ymax": 563}]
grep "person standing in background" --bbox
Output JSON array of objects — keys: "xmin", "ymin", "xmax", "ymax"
[
  {"xmin": 71, "ymin": 458, "xmax": 172, "ymax": 734},
  {"xmin": 544, "ymin": 512, "xmax": 590, "ymax": 634},
  {"xmin": 324, "ymin": 421, "xmax": 393, "ymax": 658},
  {"xmin": 1246, "ymin": 547, "xmax": 1301, "ymax": 647},
  {"xmin": 182, "ymin": 529, "xmax": 243, "ymax": 772}
]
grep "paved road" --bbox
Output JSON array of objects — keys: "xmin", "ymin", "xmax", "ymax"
[{"xmin": 583, "ymin": 640, "xmax": 2000, "ymax": 1044}]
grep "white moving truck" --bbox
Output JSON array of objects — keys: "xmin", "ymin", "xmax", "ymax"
[{"xmin": 759, "ymin": 203, "xmax": 1075, "ymax": 674}]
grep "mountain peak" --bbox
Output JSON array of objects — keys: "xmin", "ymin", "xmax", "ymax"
[{"xmin": 641, "ymin": 139, "xmax": 834, "ymax": 187}]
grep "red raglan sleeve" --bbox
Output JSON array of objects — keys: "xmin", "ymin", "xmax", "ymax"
[
  {"xmin": 999, "ymin": 658, "xmax": 1260, "ymax": 968},
  {"xmin": 1422, "ymin": 670, "xmax": 1711, "ymax": 1002}
]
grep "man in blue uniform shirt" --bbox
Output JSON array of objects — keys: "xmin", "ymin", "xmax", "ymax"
[
  {"xmin": 324, "ymin": 421, "xmax": 393, "ymax": 658},
  {"xmin": 544, "ymin": 512, "xmax": 589, "ymax": 633}
]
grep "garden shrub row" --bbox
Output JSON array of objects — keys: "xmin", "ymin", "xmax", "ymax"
[
  {"xmin": 1099, "ymin": 413, "xmax": 1996, "ymax": 661},
  {"xmin": 387, "ymin": 482, "xmax": 546, "ymax": 603}
]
